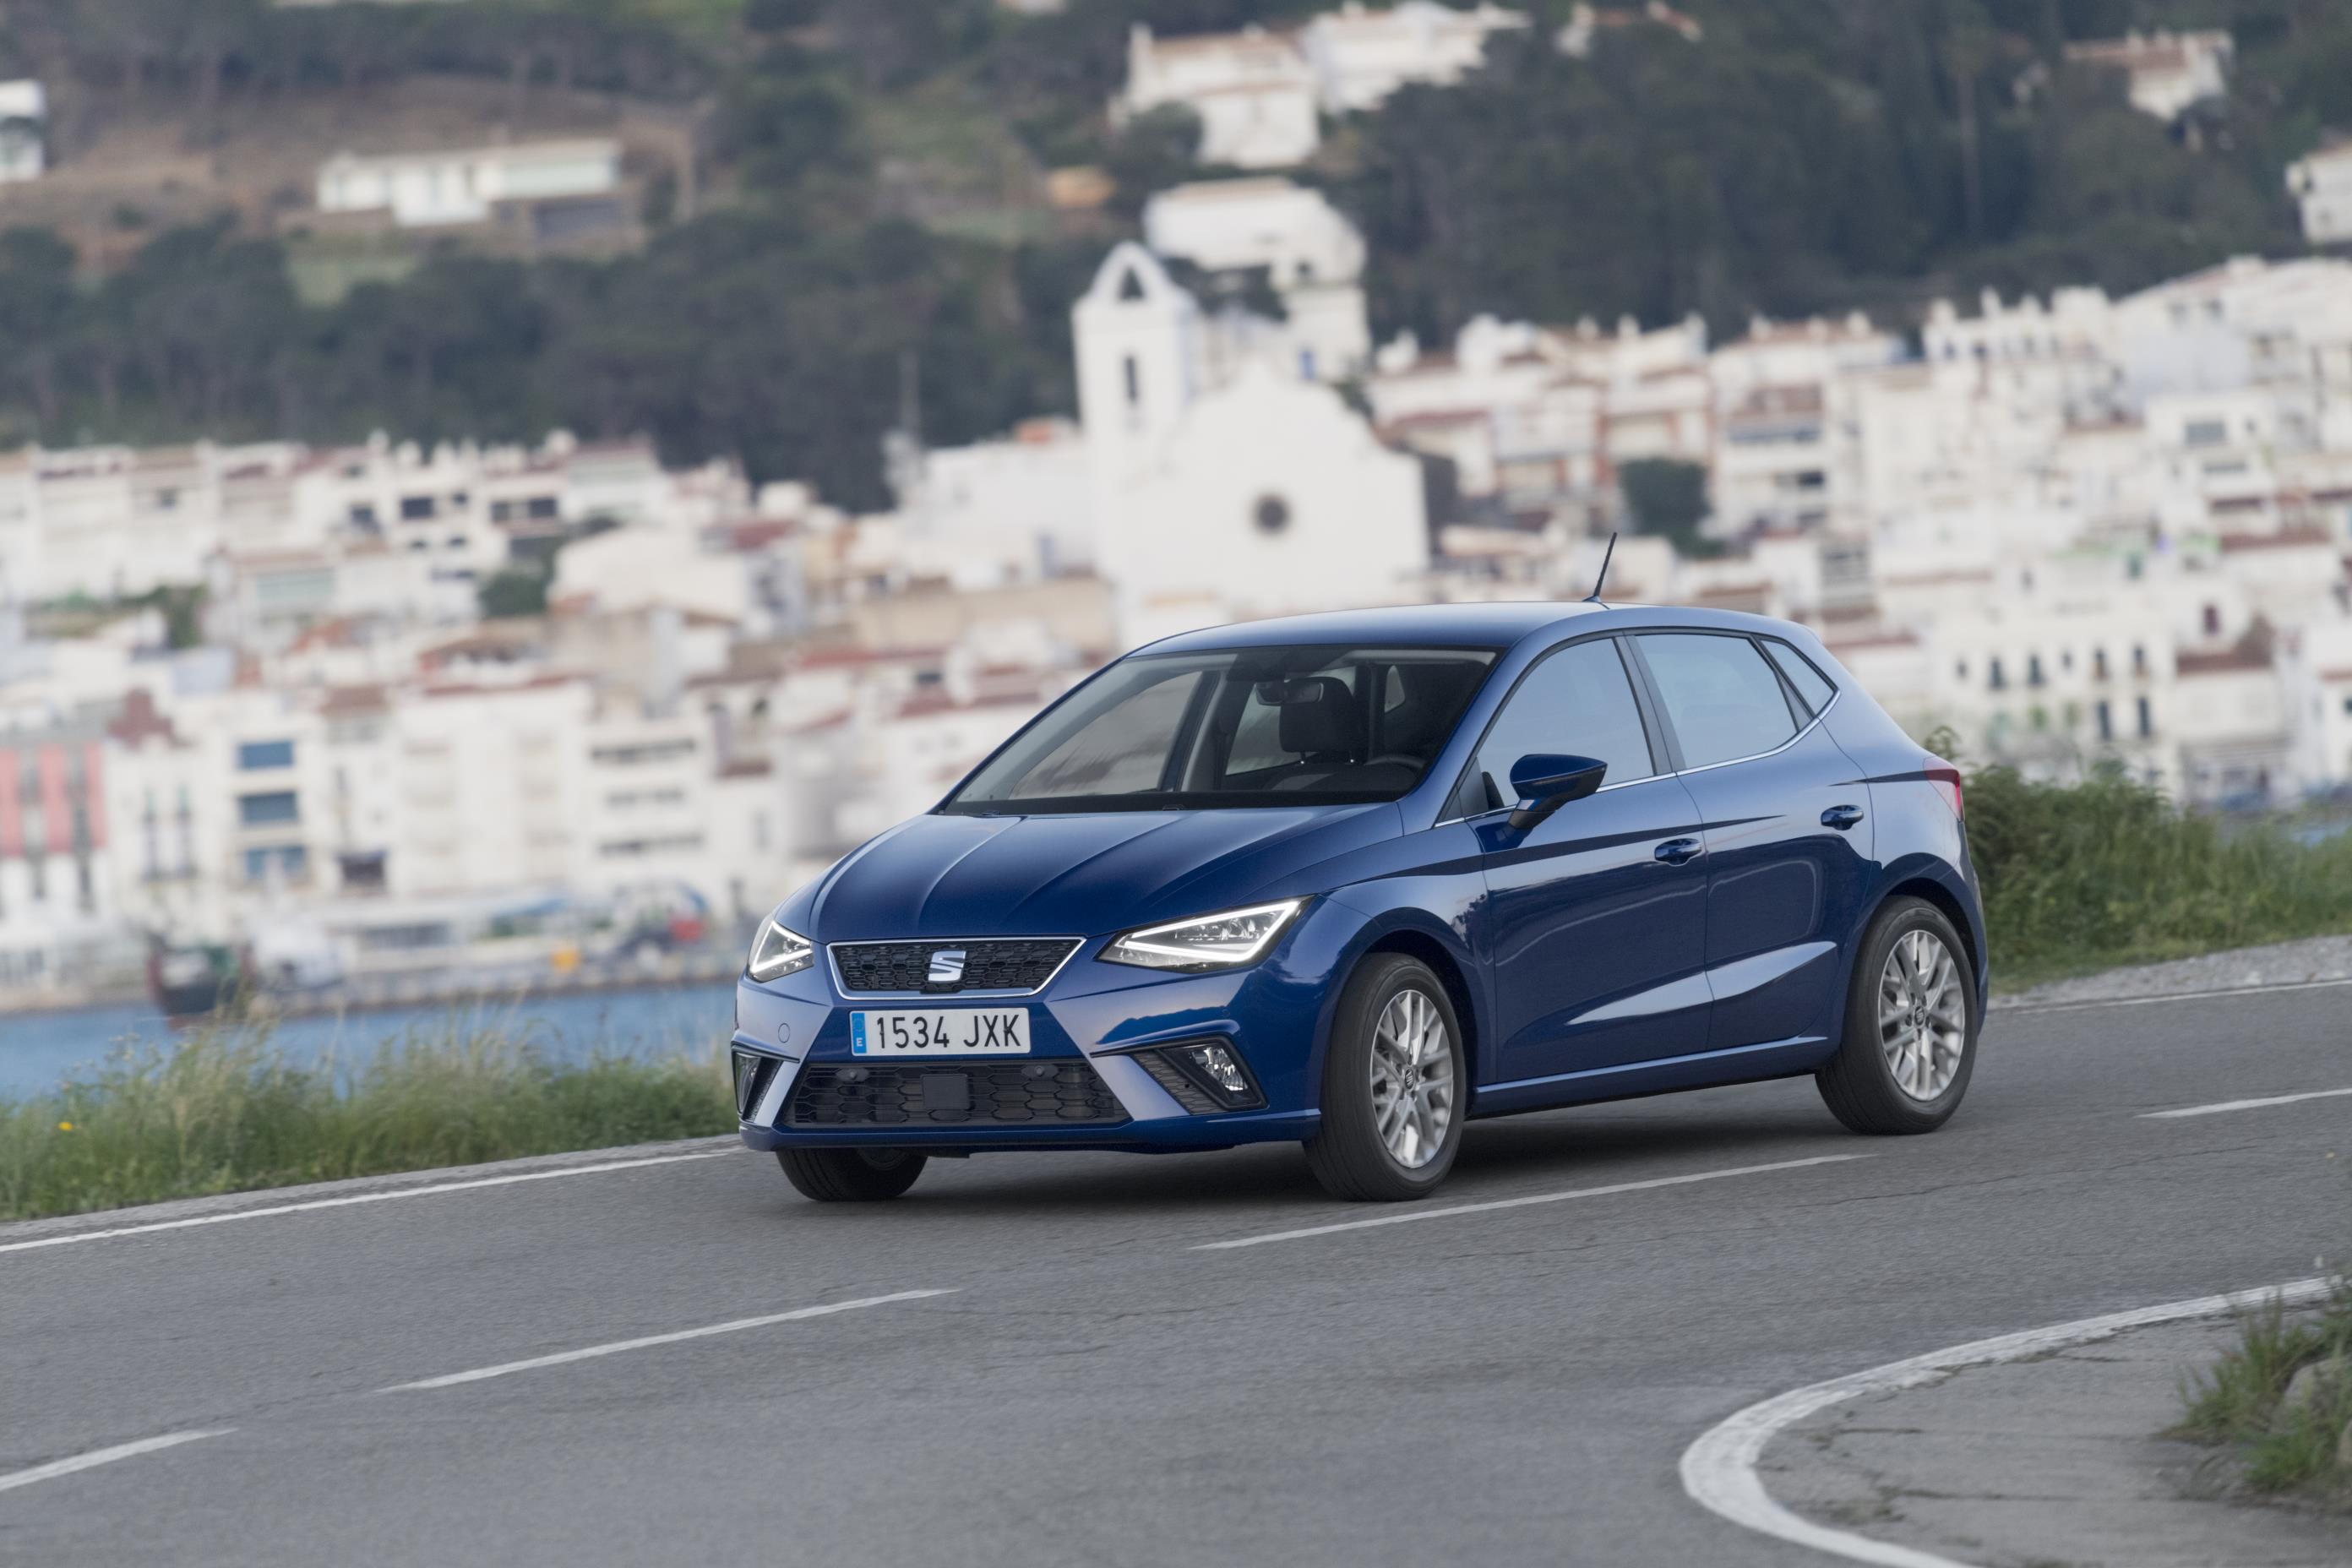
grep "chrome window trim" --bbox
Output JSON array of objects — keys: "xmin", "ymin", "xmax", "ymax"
[
  {"xmin": 1669, "ymin": 689, "xmax": 1841, "ymax": 778},
  {"xmin": 825, "ymin": 936, "xmax": 1087, "ymax": 1000}
]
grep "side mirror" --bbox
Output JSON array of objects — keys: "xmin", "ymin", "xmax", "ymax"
[{"xmin": 1506, "ymin": 753, "xmax": 1608, "ymax": 832}]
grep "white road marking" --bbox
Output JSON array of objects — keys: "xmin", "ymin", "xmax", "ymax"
[
  {"xmin": 0, "ymin": 1429, "xmax": 234, "ymax": 1496},
  {"xmin": 0, "ymin": 1149, "xmax": 736, "ymax": 1258},
  {"xmin": 1192, "ymin": 1154, "xmax": 1870, "ymax": 1251},
  {"xmin": 378, "ymin": 1289, "xmax": 959, "ymax": 1392},
  {"xmin": 2140, "ymin": 1086, "xmax": 2352, "ymax": 1120},
  {"xmin": 1999, "ymin": 974, "xmax": 2352, "ymax": 1015},
  {"xmin": 1679, "ymin": 1275, "xmax": 2336, "ymax": 1568}
]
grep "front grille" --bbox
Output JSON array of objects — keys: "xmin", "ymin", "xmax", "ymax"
[
  {"xmin": 788, "ymin": 1061, "xmax": 1127, "ymax": 1128},
  {"xmin": 830, "ymin": 938, "xmax": 1081, "ymax": 996}
]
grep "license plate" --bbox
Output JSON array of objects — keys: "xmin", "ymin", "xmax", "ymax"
[{"xmin": 850, "ymin": 1009, "xmax": 1031, "ymax": 1057}]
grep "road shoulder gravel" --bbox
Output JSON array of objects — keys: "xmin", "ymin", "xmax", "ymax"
[
  {"xmin": 1763, "ymin": 1314, "xmax": 2352, "ymax": 1568},
  {"xmin": 1997, "ymin": 934, "xmax": 2352, "ymax": 1011}
]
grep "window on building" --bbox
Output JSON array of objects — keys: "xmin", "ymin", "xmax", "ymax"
[
  {"xmin": 237, "ymin": 791, "xmax": 300, "ymax": 827},
  {"xmin": 1988, "ymin": 656, "xmax": 2006, "ymax": 691},
  {"xmin": 242, "ymin": 845, "xmax": 309, "ymax": 884},
  {"xmin": 1637, "ymin": 633, "xmax": 1801, "ymax": 770},
  {"xmin": 237, "ymin": 740, "xmax": 295, "ymax": 770},
  {"xmin": 2137, "ymin": 696, "xmax": 2153, "ymax": 738},
  {"xmin": 2027, "ymin": 654, "xmax": 2045, "ymax": 688},
  {"xmin": 400, "ymin": 495, "xmax": 437, "ymax": 520},
  {"xmin": 2201, "ymin": 604, "xmax": 2221, "ymax": 637},
  {"xmin": 2096, "ymin": 700, "xmax": 2113, "ymax": 741},
  {"xmin": 2093, "ymin": 648, "xmax": 2110, "ymax": 681},
  {"xmin": 525, "ymin": 496, "xmax": 560, "ymax": 520},
  {"xmin": 1123, "ymin": 354, "xmax": 1141, "ymax": 409},
  {"xmin": 2132, "ymin": 645, "xmax": 2148, "ymax": 676},
  {"xmin": 2184, "ymin": 418, "xmax": 2228, "ymax": 448}
]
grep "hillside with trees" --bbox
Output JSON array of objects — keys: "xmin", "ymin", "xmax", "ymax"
[{"xmin": 0, "ymin": 0, "xmax": 2345, "ymax": 509}]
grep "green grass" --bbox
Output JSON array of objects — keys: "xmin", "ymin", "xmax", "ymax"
[
  {"xmin": 2176, "ymin": 1280, "xmax": 2352, "ymax": 1504},
  {"xmin": 1964, "ymin": 764, "xmax": 2352, "ymax": 990},
  {"xmin": 0, "ymin": 1021, "xmax": 734, "ymax": 1224}
]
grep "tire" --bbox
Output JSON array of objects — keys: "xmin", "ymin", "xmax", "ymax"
[
  {"xmin": 1817, "ymin": 896, "xmax": 1979, "ymax": 1135},
  {"xmin": 775, "ymin": 1146, "xmax": 928, "ymax": 1202},
  {"xmin": 1304, "ymin": 955, "xmax": 1467, "ymax": 1201}
]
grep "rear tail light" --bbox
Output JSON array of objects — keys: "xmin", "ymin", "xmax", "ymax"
[{"xmin": 1925, "ymin": 760, "xmax": 1964, "ymax": 823}]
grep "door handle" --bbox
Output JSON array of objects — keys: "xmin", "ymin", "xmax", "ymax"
[
  {"xmin": 1653, "ymin": 837, "xmax": 1704, "ymax": 866},
  {"xmin": 1821, "ymin": 804, "xmax": 1866, "ymax": 831}
]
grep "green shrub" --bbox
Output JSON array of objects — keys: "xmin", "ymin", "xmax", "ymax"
[
  {"xmin": 2177, "ymin": 1281, "xmax": 2352, "ymax": 1503},
  {"xmin": 0, "ymin": 1021, "xmax": 733, "ymax": 1223},
  {"xmin": 1963, "ymin": 765, "xmax": 2352, "ymax": 988}
]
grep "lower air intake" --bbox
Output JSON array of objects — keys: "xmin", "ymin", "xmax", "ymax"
[{"xmin": 788, "ymin": 1061, "xmax": 1126, "ymax": 1128}]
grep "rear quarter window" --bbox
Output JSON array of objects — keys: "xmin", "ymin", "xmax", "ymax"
[{"xmin": 1761, "ymin": 639, "xmax": 1838, "ymax": 717}]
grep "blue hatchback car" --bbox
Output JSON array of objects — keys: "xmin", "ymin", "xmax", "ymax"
[{"xmin": 733, "ymin": 602, "xmax": 1984, "ymax": 1203}]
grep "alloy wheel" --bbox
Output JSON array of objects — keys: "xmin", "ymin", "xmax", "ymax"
[
  {"xmin": 1878, "ymin": 929, "xmax": 1966, "ymax": 1102},
  {"xmin": 1369, "ymin": 988, "xmax": 1456, "ymax": 1169}
]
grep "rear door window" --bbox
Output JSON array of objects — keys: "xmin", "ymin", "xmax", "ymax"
[
  {"xmin": 1637, "ymin": 634, "xmax": 1800, "ymax": 769},
  {"xmin": 1457, "ymin": 638, "xmax": 1658, "ymax": 815}
]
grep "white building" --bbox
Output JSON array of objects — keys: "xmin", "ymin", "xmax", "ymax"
[
  {"xmin": 0, "ymin": 79, "xmax": 46, "ymax": 182},
  {"xmin": 2063, "ymin": 30, "xmax": 2233, "ymax": 122},
  {"xmin": 1075, "ymin": 243, "xmax": 1429, "ymax": 642},
  {"xmin": 2288, "ymin": 142, "xmax": 2352, "ymax": 248},
  {"xmin": 317, "ymin": 139, "xmax": 620, "ymax": 229},
  {"xmin": 1142, "ymin": 177, "xmax": 1373, "ymax": 380},
  {"xmin": 1299, "ymin": 3, "xmax": 1527, "ymax": 113},
  {"xmin": 1118, "ymin": 24, "xmax": 1321, "ymax": 170}
]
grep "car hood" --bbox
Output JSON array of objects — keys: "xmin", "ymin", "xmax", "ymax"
[{"xmin": 790, "ymin": 804, "xmax": 1401, "ymax": 940}]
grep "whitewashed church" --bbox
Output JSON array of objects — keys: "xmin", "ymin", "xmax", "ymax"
[{"xmin": 1072, "ymin": 241, "xmax": 1431, "ymax": 643}]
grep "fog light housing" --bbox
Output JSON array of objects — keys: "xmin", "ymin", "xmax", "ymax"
[
  {"xmin": 731, "ymin": 1048, "xmax": 784, "ymax": 1120},
  {"xmin": 1134, "ymin": 1037, "xmax": 1266, "ymax": 1113}
]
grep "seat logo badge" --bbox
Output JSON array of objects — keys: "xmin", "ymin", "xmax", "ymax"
[{"xmin": 928, "ymin": 949, "xmax": 967, "ymax": 986}]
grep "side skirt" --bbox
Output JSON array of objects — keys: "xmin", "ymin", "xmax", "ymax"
[{"xmin": 1468, "ymin": 1035, "xmax": 1832, "ymax": 1119}]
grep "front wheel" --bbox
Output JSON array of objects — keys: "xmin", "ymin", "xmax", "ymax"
[
  {"xmin": 1817, "ymin": 897, "xmax": 1979, "ymax": 1135},
  {"xmin": 1304, "ymin": 955, "xmax": 1467, "ymax": 1201},
  {"xmin": 776, "ymin": 1146, "xmax": 928, "ymax": 1202}
]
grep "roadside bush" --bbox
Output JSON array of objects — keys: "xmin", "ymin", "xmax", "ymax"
[
  {"xmin": 0, "ymin": 1022, "xmax": 733, "ymax": 1223},
  {"xmin": 2177, "ymin": 1279, "xmax": 2352, "ymax": 1505},
  {"xmin": 1963, "ymin": 765, "xmax": 2352, "ymax": 988}
]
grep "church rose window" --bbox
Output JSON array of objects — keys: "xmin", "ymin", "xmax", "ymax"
[{"xmin": 1254, "ymin": 494, "xmax": 1292, "ymax": 536}]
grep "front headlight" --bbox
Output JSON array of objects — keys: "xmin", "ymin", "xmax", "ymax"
[
  {"xmin": 1101, "ymin": 899, "xmax": 1304, "ymax": 973},
  {"xmin": 746, "ymin": 916, "xmax": 815, "ymax": 983}
]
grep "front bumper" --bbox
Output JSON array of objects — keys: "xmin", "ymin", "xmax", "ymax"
[{"xmin": 729, "ymin": 917, "xmax": 1350, "ymax": 1154}]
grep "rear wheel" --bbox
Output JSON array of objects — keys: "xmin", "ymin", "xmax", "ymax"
[
  {"xmin": 776, "ymin": 1146, "xmax": 928, "ymax": 1202},
  {"xmin": 1817, "ymin": 897, "xmax": 1978, "ymax": 1135},
  {"xmin": 1304, "ymin": 955, "xmax": 1466, "ymax": 1201}
]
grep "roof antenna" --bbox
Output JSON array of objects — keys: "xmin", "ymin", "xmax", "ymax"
[{"xmin": 1584, "ymin": 531, "xmax": 1618, "ymax": 604}]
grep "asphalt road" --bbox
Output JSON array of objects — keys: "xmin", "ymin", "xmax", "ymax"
[{"xmin": 5, "ymin": 983, "xmax": 2350, "ymax": 1567}]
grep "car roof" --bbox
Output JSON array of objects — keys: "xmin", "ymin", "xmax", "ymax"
[{"xmin": 1134, "ymin": 601, "xmax": 1806, "ymax": 657}]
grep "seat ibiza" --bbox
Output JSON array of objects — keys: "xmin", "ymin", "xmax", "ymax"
[{"xmin": 733, "ymin": 603, "xmax": 1984, "ymax": 1203}]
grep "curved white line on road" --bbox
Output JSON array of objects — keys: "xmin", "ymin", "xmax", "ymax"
[
  {"xmin": 2141, "ymin": 1086, "xmax": 2352, "ymax": 1119},
  {"xmin": 1679, "ymin": 1275, "xmax": 2336, "ymax": 1568},
  {"xmin": 0, "ymin": 1429, "xmax": 234, "ymax": 1495},
  {"xmin": 1195, "ymin": 1154, "xmax": 1869, "ymax": 1251},
  {"xmin": 379, "ymin": 1289, "xmax": 960, "ymax": 1391},
  {"xmin": 0, "ymin": 1149, "xmax": 735, "ymax": 1257}
]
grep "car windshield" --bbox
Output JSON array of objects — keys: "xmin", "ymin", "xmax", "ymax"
[{"xmin": 943, "ymin": 645, "xmax": 1500, "ymax": 814}]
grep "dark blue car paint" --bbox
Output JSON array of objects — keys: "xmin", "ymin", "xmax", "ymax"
[{"xmin": 735, "ymin": 603, "xmax": 1986, "ymax": 1157}]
